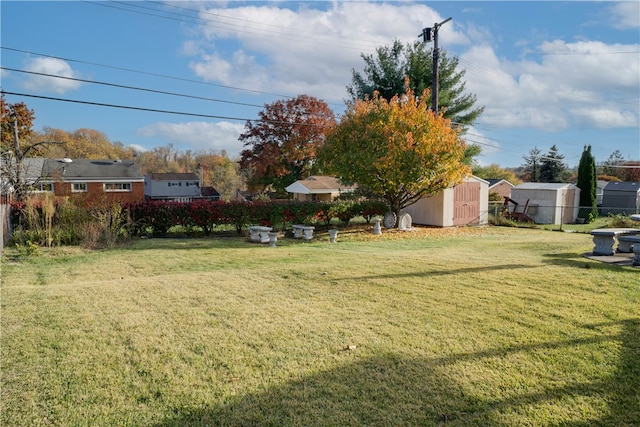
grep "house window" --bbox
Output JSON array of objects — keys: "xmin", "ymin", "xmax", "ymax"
[
  {"xmin": 31, "ymin": 182, "xmax": 54, "ymax": 192},
  {"xmin": 104, "ymin": 182, "xmax": 132, "ymax": 192},
  {"xmin": 72, "ymin": 182, "xmax": 87, "ymax": 192}
]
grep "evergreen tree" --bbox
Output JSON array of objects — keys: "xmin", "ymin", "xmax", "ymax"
[
  {"xmin": 602, "ymin": 150, "xmax": 625, "ymax": 180},
  {"xmin": 577, "ymin": 145, "xmax": 598, "ymax": 222},
  {"xmin": 539, "ymin": 145, "xmax": 567, "ymax": 182},
  {"xmin": 522, "ymin": 147, "xmax": 542, "ymax": 182},
  {"xmin": 347, "ymin": 40, "xmax": 484, "ymax": 126}
]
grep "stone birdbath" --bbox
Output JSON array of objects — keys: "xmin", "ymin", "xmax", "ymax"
[{"xmin": 373, "ymin": 218, "xmax": 382, "ymax": 235}]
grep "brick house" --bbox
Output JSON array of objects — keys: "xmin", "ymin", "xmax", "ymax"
[
  {"xmin": 41, "ymin": 158, "xmax": 144, "ymax": 204},
  {"xmin": 486, "ymin": 179, "xmax": 514, "ymax": 202}
]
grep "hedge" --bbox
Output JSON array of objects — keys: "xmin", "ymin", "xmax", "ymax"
[{"xmin": 9, "ymin": 199, "xmax": 388, "ymax": 242}]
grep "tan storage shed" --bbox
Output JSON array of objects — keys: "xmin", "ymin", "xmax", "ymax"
[{"xmin": 401, "ymin": 176, "xmax": 489, "ymax": 227}]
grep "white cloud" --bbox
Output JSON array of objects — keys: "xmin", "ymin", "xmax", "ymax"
[
  {"xmin": 21, "ymin": 57, "xmax": 81, "ymax": 94},
  {"xmin": 460, "ymin": 39, "xmax": 639, "ymax": 131},
  {"xmin": 608, "ymin": 1, "xmax": 640, "ymax": 29},
  {"xmin": 183, "ymin": 2, "xmax": 638, "ymax": 138},
  {"xmin": 137, "ymin": 121, "xmax": 245, "ymax": 157},
  {"xmin": 186, "ymin": 2, "xmax": 464, "ymax": 103},
  {"xmin": 570, "ymin": 107, "xmax": 638, "ymax": 129},
  {"xmin": 128, "ymin": 144, "xmax": 148, "ymax": 155},
  {"xmin": 461, "ymin": 126, "xmax": 501, "ymax": 166}
]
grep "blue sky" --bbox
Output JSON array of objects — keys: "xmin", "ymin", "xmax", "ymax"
[{"xmin": 1, "ymin": 1, "xmax": 638, "ymax": 168}]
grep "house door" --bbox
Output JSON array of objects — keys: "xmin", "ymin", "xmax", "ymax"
[{"xmin": 453, "ymin": 181, "xmax": 480, "ymax": 226}]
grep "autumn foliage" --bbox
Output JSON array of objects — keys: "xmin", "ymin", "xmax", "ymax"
[
  {"xmin": 320, "ymin": 83, "xmax": 470, "ymax": 221},
  {"xmin": 239, "ymin": 95, "xmax": 336, "ymax": 193}
]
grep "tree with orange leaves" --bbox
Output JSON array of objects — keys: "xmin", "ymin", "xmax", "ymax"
[
  {"xmin": 239, "ymin": 95, "xmax": 335, "ymax": 193},
  {"xmin": 1, "ymin": 95, "xmax": 61, "ymax": 202},
  {"xmin": 319, "ymin": 83, "xmax": 469, "ymax": 224}
]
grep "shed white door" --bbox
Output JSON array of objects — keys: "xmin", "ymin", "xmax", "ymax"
[{"xmin": 453, "ymin": 181, "xmax": 480, "ymax": 226}]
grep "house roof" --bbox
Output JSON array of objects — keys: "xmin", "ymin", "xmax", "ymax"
[
  {"xmin": 1, "ymin": 158, "xmax": 46, "ymax": 183},
  {"xmin": 42, "ymin": 159, "xmax": 143, "ymax": 181},
  {"xmin": 486, "ymin": 178, "xmax": 514, "ymax": 188},
  {"xmin": 200, "ymin": 186, "xmax": 220, "ymax": 197},
  {"xmin": 147, "ymin": 172, "xmax": 200, "ymax": 181},
  {"xmin": 285, "ymin": 176, "xmax": 357, "ymax": 194},
  {"xmin": 603, "ymin": 181, "xmax": 640, "ymax": 193}
]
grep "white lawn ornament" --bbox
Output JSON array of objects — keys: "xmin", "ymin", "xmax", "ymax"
[
  {"xmin": 383, "ymin": 212, "xmax": 396, "ymax": 228},
  {"xmin": 398, "ymin": 213, "xmax": 412, "ymax": 231}
]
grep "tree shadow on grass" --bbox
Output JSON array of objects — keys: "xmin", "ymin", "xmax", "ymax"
[
  {"xmin": 154, "ymin": 319, "xmax": 639, "ymax": 427},
  {"xmin": 543, "ymin": 252, "xmax": 638, "ymax": 271},
  {"xmin": 331, "ymin": 264, "xmax": 538, "ymax": 282}
]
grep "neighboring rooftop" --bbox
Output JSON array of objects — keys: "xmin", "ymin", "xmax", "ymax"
[{"xmin": 41, "ymin": 159, "xmax": 143, "ymax": 180}]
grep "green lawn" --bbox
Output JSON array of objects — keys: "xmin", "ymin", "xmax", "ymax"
[{"xmin": 1, "ymin": 226, "xmax": 638, "ymax": 426}]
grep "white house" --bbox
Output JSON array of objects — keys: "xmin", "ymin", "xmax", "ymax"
[
  {"xmin": 144, "ymin": 172, "xmax": 202, "ymax": 202},
  {"xmin": 285, "ymin": 176, "xmax": 357, "ymax": 202},
  {"xmin": 510, "ymin": 182, "xmax": 580, "ymax": 224},
  {"xmin": 401, "ymin": 175, "xmax": 489, "ymax": 227}
]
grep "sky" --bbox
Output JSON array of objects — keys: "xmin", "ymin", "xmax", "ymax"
[{"xmin": 1, "ymin": 1, "xmax": 639, "ymax": 168}]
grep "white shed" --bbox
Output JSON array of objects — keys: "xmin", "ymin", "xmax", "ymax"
[
  {"xmin": 401, "ymin": 175, "xmax": 489, "ymax": 227},
  {"xmin": 510, "ymin": 183, "xmax": 580, "ymax": 224},
  {"xmin": 601, "ymin": 181, "xmax": 640, "ymax": 215}
]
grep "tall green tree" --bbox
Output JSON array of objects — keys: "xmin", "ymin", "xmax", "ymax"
[
  {"xmin": 319, "ymin": 84, "xmax": 469, "ymax": 225},
  {"xmin": 577, "ymin": 145, "xmax": 598, "ymax": 222},
  {"xmin": 539, "ymin": 145, "xmax": 568, "ymax": 182},
  {"xmin": 239, "ymin": 95, "xmax": 336, "ymax": 193},
  {"xmin": 347, "ymin": 40, "xmax": 484, "ymax": 126}
]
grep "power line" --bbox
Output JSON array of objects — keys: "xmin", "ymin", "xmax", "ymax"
[
  {"xmin": 1, "ymin": 66, "xmax": 265, "ymax": 109},
  {"xmin": 1, "ymin": 46, "xmax": 346, "ymax": 110},
  {"xmin": 0, "ymin": 46, "xmax": 292, "ymax": 99},
  {"xmin": 0, "ymin": 90, "xmax": 331, "ymax": 127},
  {"xmin": 1, "ymin": 90, "xmax": 248, "ymax": 121}
]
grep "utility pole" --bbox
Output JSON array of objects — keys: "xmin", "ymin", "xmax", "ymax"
[
  {"xmin": 419, "ymin": 17, "xmax": 452, "ymax": 113},
  {"xmin": 11, "ymin": 113, "xmax": 24, "ymax": 202}
]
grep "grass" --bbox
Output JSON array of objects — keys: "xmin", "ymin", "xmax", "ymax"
[{"xmin": 1, "ymin": 226, "xmax": 638, "ymax": 426}]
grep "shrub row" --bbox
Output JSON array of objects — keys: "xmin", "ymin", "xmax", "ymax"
[
  {"xmin": 9, "ymin": 199, "xmax": 389, "ymax": 244},
  {"xmin": 126, "ymin": 199, "xmax": 388, "ymax": 237},
  {"xmin": 9, "ymin": 197, "xmax": 128, "ymax": 249}
]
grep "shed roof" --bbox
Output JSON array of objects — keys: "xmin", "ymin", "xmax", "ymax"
[
  {"xmin": 603, "ymin": 181, "xmax": 640, "ymax": 193},
  {"xmin": 514, "ymin": 182, "xmax": 577, "ymax": 191}
]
